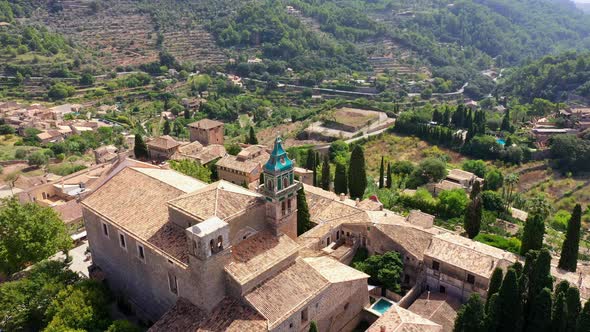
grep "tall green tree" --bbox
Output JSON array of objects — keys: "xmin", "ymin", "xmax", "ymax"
[
  {"xmin": 552, "ymin": 292, "xmax": 568, "ymax": 332},
  {"xmin": 386, "ymin": 163, "xmax": 392, "ymax": 189},
  {"xmin": 248, "ymin": 126, "xmax": 258, "ymax": 145},
  {"xmin": 379, "ymin": 156, "xmax": 385, "ymax": 189},
  {"xmin": 306, "ymin": 149, "xmax": 315, "ymax": 171},
  {"xmin": 453, "ymin": 294, "xmax": 485, "ymax": 332},
  {"xmin": 485, "ymin": 293, "xmax": 501, "ymax": 332},
  {"xmin": 0, "ymin": 198, "xmax": 72, "ymax": 276},
  {"xmin": 558, "ymin": 204, "xmax": 582, "ymax": 272},
  {"xmin": 309, "ymin": 321, "xmax": 318, "ymax": 332},
  {"xmin": 163, "ymin": 119, "xmax": 171, "ymax": 135},
  {"xmin": 134, "ymin": 134, "xmax": 149, "ymax": 159},
  {"xmin": 464, "ymin": 191, "xmax": 483, "ymax": 238},
  {"xmin": 334, "ymin": 162, "xmax": 347, "ymax": 195},
  {"xmin": 486, "ymin": 268, "xmax": 503, "ymax": 312},
  {"xmin": 525, "ymin": 288, "xmax": 552, "ymax": 332},
  {"xmin": 348, "ymin": 145, "xmax": 367, "ymax": 199},
  {"xmin": 578, "ymin": 300, "xmax": 590, "ymax": 332},
  {"xmin": 501, "ymin": 108, "xmax": 511, "ymax": 132},
  {"xmin": 169, "ymin": 159, "xmax": 212, "ymax": 183},
  {"xmin": 321, "ymin": 155, "xmax": 330, "ymax": 191},
  {"xmin": 566, "ymin": 287, "xmax": 581, "ymax": 332},
  {"xmin": 497, "ymin": 268, "xmax": 523, "ymax": 332},
  {"xmin": 525, "ymin": 249, "xmax": 554, "ymax": 322},
  {"xmin": 297, "ymin": 188, "xmax": 312, "ymax": 236},
  {"xmin": 521, "ymin": 213, "xmax": 546, "ymax": 255}
]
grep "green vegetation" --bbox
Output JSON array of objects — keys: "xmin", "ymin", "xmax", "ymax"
[
  {"xmin": 352, "ymin": 251, "xmax": 403, "ymax": 293},
  {"xmin": 297, "ymin": 188, "xmax": 312, "ymax": 236},
  {"xmin": 0, "ymin": 198, "xmax": 72, "ymax": 276},
  {"xmin": 169, "ymin": 159, "xmax": 212, "ymax": 183},
  {"xmin": 474, "ymin": 233, "xmax": 521, "ymax": 254},
  {"xmin": 558, "ymin": 204, "xmax": 582, "ymax": 272},
  {"xmin": 453, "ymin": 294, "xmax": 485, "ymax": 332},
  {"xmin": 348, "ymin": 145, "xmax": 367, "ymax": 199}
]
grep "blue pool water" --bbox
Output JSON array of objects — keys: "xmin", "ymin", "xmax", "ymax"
[
  {"xmin": 496, "ymin": 138, "xmax": 506, "ymax": 146},
  {"xmin": 371, "ymin": 298, "xmax": 394, "ymax": 314}
]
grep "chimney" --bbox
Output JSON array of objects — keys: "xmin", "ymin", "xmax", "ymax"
[
  {"xmin": 355, "ymin": 198, "xmax": 360, "ymax": 207},
  {"xmin": 340, "ymin": 193, "xmax": 346, "ymax": 201}
]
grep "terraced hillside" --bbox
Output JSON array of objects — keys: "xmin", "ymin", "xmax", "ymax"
[{"xmin": 30, "ymin": 0, "xmax": 227, "ymax": 69}]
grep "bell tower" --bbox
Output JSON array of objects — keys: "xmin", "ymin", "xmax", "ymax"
[{"xmin": 261, "ymin": 137, "xmax": 301, "ymax": 239}]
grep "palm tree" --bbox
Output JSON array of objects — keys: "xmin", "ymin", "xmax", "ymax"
[{"xmin": 502, "ymin": 173, "xmax": 519, "ymax": 208}]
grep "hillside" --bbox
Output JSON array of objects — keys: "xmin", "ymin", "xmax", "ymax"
[{"xmin": 497, "ymin": 52, "xmax": 590, "ymax": 103}]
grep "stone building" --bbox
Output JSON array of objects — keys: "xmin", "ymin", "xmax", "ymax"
[
  {"xmin": 216, "ymin": 145, "xmax": 269, "ymax": 186},
  {"xmin": 188, "ymin": 119, "xmax": 224, "ymax": 146},
  {"xmin": 146, "ymin": 135, "xmax": 182, "ymax": 161},
  {"xmin": 82, "ymin": 137, "xmax": 370, "ymax": 331}
]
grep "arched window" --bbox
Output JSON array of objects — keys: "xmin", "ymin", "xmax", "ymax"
[
  {"xmin": 267, "ymin": 179, "xmax": 273, "ymax": 191},
  {"xmin": 283, "ymin": 177, "xmax": 288, "ymax": 188},
  {"xmin": 217, "ymin": 235, "xmax": 223, "ymax": 250},
  {"xmin": 209, "ymin": 239, "xmax": 215, "ymax": 253}
]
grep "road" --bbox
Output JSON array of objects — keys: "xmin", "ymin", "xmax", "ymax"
[{"xmin": 313, "ymin": 126, "xmax": 391, "ymax": 153}]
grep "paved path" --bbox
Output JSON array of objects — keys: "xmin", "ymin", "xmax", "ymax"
[{"xmin": 50, "ymin": 241, "xmax": 91, "ymax": 278}]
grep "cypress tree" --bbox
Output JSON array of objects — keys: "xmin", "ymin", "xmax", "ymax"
[
  {"xmin": 306, "ymin": 149, "xmax": 315, "ymax": 171},
  {"xmin": 309, "ymin": 321, "xmax": 318, "ymax": 332},
  {"xmin": 552, "ymin": 292, "xmax": 568, "ymax": 332},
  {"xmin": 334, "ymin": 162, "xmax": 347, "ymax": 195},
  {"xmin": 184, "ymin": 108, "xmax": 191, "ymax": 119},
  {"xmin": 348, "ymin": 145, "xmax": 367, "ymax": 199},
  {"xmin": 321, "ymin": 155, "xmax": 330, "ymax": 191},
  {"xmin": 558, "ymin": 204, "xmax": 582, "ymax": 272},
  {"xmin": 565, "ymin": 287, "xmax": 581, "ymax": 332},
  {"xmin": 470, "ymin": 181, "xmax": 481, "ymax": 200},
  {"xmin": 501, "ymin": 108, "xmax": 511, "ymax": 132},
  {"xmin": 497, "ymin": 268, "xmax": 523, "ymax": 332},
  {"xmin": 578, "ymin": 300, "xmax": 590, "ymax": 332},
  {"xmin": 386, "ymin": 163, "xmax": 392, "ymax": 189},
  {"xmin": 526, "ymin": 249, "xmax": 554, "ymax": 320},
  {"xmin": 248, "ymin": 126, "xmax": 258, "ymax": 145},
  {"xmin": 464, "ymin": 193, "xmax": 482, "ymax": 239},
  {"xmin": 521, "ymin": 213, "xmax": 546, "ymax": 255},
  {"xmin": 525, "ymin": 288, "xmax": 552, "ymax": 332},
  {"xmin": 485, "ymin": 293, "xmax": 501, "ymax": 332},
  {"xmin": 134, "ymin": 134, "xmax": 148, "ymax": 159},
  {"xmin": 486, "ymin": 268, "xmax": 503, "ymax": 313},
  {"xmin": 554, "ymin": 280, "xmax": 570, "ymax": 301},
  {"xmin": 379, "ymin": 156, "xmax": 385, "ymax": 189},
  {"xmin": 163, "ymin": 119, "xmax": 171, "ymax": 135},
  {"xmin": 297, "ymin": 188, "xmax": 312, "ymax": 236},
  {"xmin": 453, "ymin": 294, "xmax": 485, "ymax": 332}
]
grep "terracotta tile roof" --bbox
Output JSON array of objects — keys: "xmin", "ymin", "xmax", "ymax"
[
  {"xmin": 435, "ymin": 180, "xmax": 465, "ymax": 191},
  {"xmin": 216, "ymin": 148, "xmax": 269, "ymax": 174},
  {"xmin": 168, "ymin": 181, "xmax": 263, "ymax": 222},
  {"xmin": 367, "ymin": 304, "xmax": 442, "ymax": 332},
  {"xmin": 81, "ymin": 167, "xmax": 205, "ymax": 264},
  {"xmin": 188, "ymin": 119, "xmax": 224, "ymax": 129},
  {"xmin": 172, "ymin": 142, "xmax": 226, "ymax": 165},
  {"xmin": 374, "ymin": 223, "xmax": 438, "ymax": 261},
  {"xmin": 147, "ymin": 135, "xmax": 181, "ymax": 150},
  {"xmin": 53, "ymin": 200, "xmax": 83, "ymax": 224},
  {"xmin": 245, "ymin": 258, "xmax": 329, "ymax": 329},
  {"xmin": 407, "ymin": 293, "xmax": 460, "ymax": 332},
  {"xmin": 226, "ymin": 231, "xmax": 299, "ymax": 286},
  {"xmin": 132, "ymin": 167, "xmax": 207, "ymax": 193},
  {"xmin": 447, "ymin": 169, "xmax": 475, "ymax": 181},
  {"xmin": 407, "ymin": 210, "xmax": 435, "ymax": 227},
  {"xmin": 304, "ymin": 256, "xmax": 369, "ymax": 283},
  {"xmin": 149, "ymin": 297, "xmax": 267, "ymax": 332},
  {"xmin": 425, "ymin": 233, "xmax": 518, "ymax": 278}
]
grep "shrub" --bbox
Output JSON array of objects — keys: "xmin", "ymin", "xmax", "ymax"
[{"xmin": 474, "ymin": 233, "xmax": 521, "ymax": 254}]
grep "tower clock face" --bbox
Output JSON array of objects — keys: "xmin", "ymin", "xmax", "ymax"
[{"xmin": 280, "ymin": 156, "xmax": 286, "ymax": 165}]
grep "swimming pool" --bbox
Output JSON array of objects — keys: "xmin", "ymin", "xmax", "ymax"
[
  {"xmin": 371, "ymin": 298, "xmax": 394, "ymax": 315},
  {"xmin": 496, "ymin": 138, "xmax": 506, "ymax": 145}
]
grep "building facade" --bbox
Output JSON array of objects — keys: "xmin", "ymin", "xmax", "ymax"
[{"xmin": 188, "ymin": 119, "xmax": 224, "ymax": 146}]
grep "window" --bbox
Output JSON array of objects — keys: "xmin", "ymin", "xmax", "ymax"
[
  {"xmin": 467, "ymin": 274, "xmax": 475, "ymax": 284},
  {"xmin": 301, "ymin": 307, "xmax": 309, "ymax": 322},
  {"xmin": 168, "ymin": 272, "xmax": 178, "ymax": 295},
  {"xmin": 102, "ymin": 222, "xmax": 109, "ymax": 237},
  {"xmin": 287, "ymin": 197, "xmax": 292, "ymax": 213},
  {"xmin": 289, "ymin": 323, "xmax": 293, "ymax": 329},
  {"xmin": 432, "ymin": 261, "xmax": 440, "ymax": 271},
  {"xmin": 137, "ymin": 244, "xmax": 145, "ymax": 261},
  {"xmin": 282, "ymin": 201, "xmax": 287, "ymax": 216},
  {"xmin": 326, "ymin": 237, "xmax": 331, "ymax": 246},
  {"xmin": 439, "ymin": 285, "xmax": 446, "ymax": 293},
  {"xmin": 118, "ymin": 232, "xmax": 126, "ymax": 250},
  {"xmin": 283, "ymin": 177, "xmax": 288, "ymax": 188}
]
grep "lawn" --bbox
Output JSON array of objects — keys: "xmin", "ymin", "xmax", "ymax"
[{"xmin": 0, "ymin": 135, "xmax": 39, "ymax": 161}]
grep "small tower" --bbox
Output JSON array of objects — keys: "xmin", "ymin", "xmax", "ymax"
[{"xmin": 261, "ymin": 137, "xmax": 301, "ymax": 239}]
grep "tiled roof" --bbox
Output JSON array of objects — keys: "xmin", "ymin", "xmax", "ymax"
[
  {"xmin": 374, "ymin": 223, "xmax": 438, "ymax": 261},
  {"xmin": 216, "ymin": 149, "xmax": 269, "ymax": 174},
  {"xmin": 82, "ymin": 167, "xmax": 204, "ymax": 264},
  {"xmin": 188, "ymin": 119, "xmax": 224, "ymax": 129},
  {"xmin": 132, "ymin": 167, "xmax": 207, "ymax": 193},
  {"xmin": 304, "ymin": 256, "xmax": 369, "ymax": 283},
  {"xmin": 53, "ymin": 200, "xmax": 83, "ymax": 224},
  {"xmin": 172, "ymin": 143, "xmax": 226, "ymax": 165},
  {"xmin": 425, "ymin": 232, "xmax": 518, "ymax": 278},
  {"xmin": 147, "ymin": 135, "xmax": 181, "ymax": 150},
  {"xmin": 407, "ymin": 293, "xmax": 460, "ymax": 332},
  {"xmin": 435, "ymin": 180, "xmax": 464, "ymax": 191},
  {"xmin": 447, "ymin": 169, "xmax": 475, "ymax": 181},
  {"xmin": 367, "ymin": 304, "xmax": 442, "ymax": 332},
  {"xmin": 168, "ymin": 181, "xmax": 263, "ymax": 221},
  {"xmin": 226, "ymin": 231, "xmax": 299, "ymax": 286},
  {"xmin": 148, "ymin": 297, "xmax": 266, "ymax": 332},
  {"xmin": 245, "ymin": 258, "xmax": 329, "ymax": 329}
]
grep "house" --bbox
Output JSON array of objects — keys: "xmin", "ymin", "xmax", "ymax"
[
  {"xmin": 94, "ymin": 145, "xmax": 119, "ymax": 164},
  {"xmin": 367, "ymin": 304, "xmax": 442, "ymax": 332},
  {"xmin": 188, "ymin": 119, "xmax": 224, "ymax": 146},
  {"xmin": 433, "ymin": 169, "xmax": 482, "ymax": 195},
  {"xmin": 37, "ymin": 130, "xmax": 64, "ymax": 144},
  {"xmin": 216, "ymin": 145, "xmax": 269, "ymax": 185},
  {"xmin": 170, "ymin": 141, "xmax": 226, "ymax": 166},
  {"xmin": 147, "ymin": 135, "xmax": 182, "ymax": 161},
  {"xmin": 294, "ymin": 167, "xmax": 314, "ymax": 186},
  {"xmin": 82, "ymin": 137, "xmax": 371, "ymax": 331}
]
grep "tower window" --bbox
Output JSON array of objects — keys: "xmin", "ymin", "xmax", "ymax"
[
  {"xmin": 432, "ymin": 261, "xmax": 440, "ymax": 271},
  {"xmin": 118, "ymin": 232, "xmax": 126, "ymax": 250},
  {"xmin": 283, "ymin": 177, "xmax": 288, "ymax": 188},
  {"xmin": 282, "ymin": 201, "xmax": 287, "ymax": 216},
  {"xmin": 287, "ymin": 197, "xmax": 292, "ymax": 213},
  {"xmin": 102, "ymin": 222, "xmax": 109, "ymax": 238},
  {"xmin": 168, "ymin": 272, "xmax": 178, "ymax": 295},
  {"xmin": 137, "ymin": 244, "xmax": 145, "ymax": 261}
]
